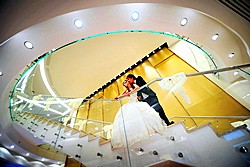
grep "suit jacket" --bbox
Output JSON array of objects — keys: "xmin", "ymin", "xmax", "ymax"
[
  {"xmin": 135, "ymin": 76, "xmax": 164, "ymax": 112},
  {"xmin": 135, "ymin": 76, "xmax": 158, "ymax": 105}
]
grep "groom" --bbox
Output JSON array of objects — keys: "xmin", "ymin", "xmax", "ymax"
[{"xmin": 126, "ymin": 74, "xmax": 174, "ymax": 126}]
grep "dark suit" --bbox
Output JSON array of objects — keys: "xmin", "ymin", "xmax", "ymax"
[{"xmin": 135, "ymin": 77, "xmax": 172, "ymax": 125}]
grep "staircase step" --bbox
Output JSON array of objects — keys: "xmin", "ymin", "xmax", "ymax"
[
  {"xmin": 64, "ymin": 125, "xmax": 71, "ymax": 132},
  {"xmin": 79, "ymin": 130, "xmax": 88, "ymax": 138},
  {"xmin": 88, "ymin": 133, "xmax": 98, "ymax": 141},
  {"xmin": 71, "ymin": 128, "xmax": 80, "ymax": 135},
  {"xmin": 14, "ymin": 112, "xmax": 250, "ymax": 167},
  {"xmin": 99, "ymin": 136, "xmax": 110, "ymax": 146}
]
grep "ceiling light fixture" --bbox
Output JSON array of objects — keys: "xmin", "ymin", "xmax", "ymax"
[
  {"xmin": 74, "ymin": 19, "xmax": 83, "ymax": 28},
  {"xmin": 24, "ymin": 41, "xmax": 33, "ymax": 49},
  {"xmin": 234, "ymin": 71, "xmax": 239, "ymax": 75},
  {"xmin": 228, "ymin": 53, "xmax": 235, "ymax": 58},
  {"xmin": 131, "ymin": 11, "xmax": 139, "ymax": 21},
  {"xmin": 180, "ymin": 18, "xmax": 188, "ymax": 26},
  {"xmin": 212, "ymin": 34, "xmax": 219, "ymax": 41}
]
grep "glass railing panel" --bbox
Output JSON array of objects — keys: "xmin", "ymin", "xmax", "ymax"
[
  {"xmin": 109, "ymin": 94, "xmax": 174, "ymax": 166},
  {"xmin": 11, "ymin": 91, "xmax": 127, "ymax": 151},
  {"xmin": 147, "ymin": 80, "xmax": 196, "ymax": 127},
  {"xmin": 211, "ymin": 66, "xmax": 250, "ymax": 107},
  {"xmin": 10, "ymin": 90, "xmax": 122, "ymax": 140},
  {"xmin": 62, "ymin": 98, "xmax": 130, "ymax": 166},
  {"xmin": 207, "ymin": 117, "xmax": 248, "ymax": 134},
  {"xmin": 171, "ymin": 117, "xmax": 250, "ymax": 134},
  {"xmin": 10, "ymin": 63, "xmax": 250, "ymax": 166},
  {"xmin": 11, "ymin": 94, "xmax": 131, "ymax": 165},
  {"xmin": 10, "ymin": 90, "xmax": 84, "ymax": 120},
  {"xmin": 147, "ymin": 71, "xmax": 250, "ymax": 134}
]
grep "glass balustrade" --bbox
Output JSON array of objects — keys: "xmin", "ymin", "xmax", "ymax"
[
  {"xmin": 146, "ymin": 66, "xmax": 250, "ymax": 134},
  {"xmin": 8, "ymin": 46, "xmax": 250, "ymax": 166}
]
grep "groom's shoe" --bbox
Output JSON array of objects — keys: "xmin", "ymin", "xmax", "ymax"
[{"xmin": 167, "ymin": 121, "xmax": 175, "ymax": 126}]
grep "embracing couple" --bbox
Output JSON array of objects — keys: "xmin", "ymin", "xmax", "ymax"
[{"xmin": 112, "ymin": 74, "xmax": 174, "ymax": 148}]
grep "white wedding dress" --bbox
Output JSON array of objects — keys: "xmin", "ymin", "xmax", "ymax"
[{"xmin": 111, "ymin": 94, "xmax": 167, "ymax": 148}]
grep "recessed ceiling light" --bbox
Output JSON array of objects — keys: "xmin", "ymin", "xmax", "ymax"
[
  {"xmin": 212, "ymin": 34, "xmax": 219, "ymax": 41},
  {"xmin": 228, "ymin": 53, "xmax": 235, "ymax": 58},
  {"xmin": 74, "ymin": 19, "xmax": 83, "ymax": 28},
  {"xmin": 0, "ymin": 72, "xmax": 3, "ymax": 76},
  {"xmin": 24, "ymin": 41, "xmax": 33, "ymax": 49},
  {"xmin": 131, "ymin": 11, "xmax": 139, "ymax": 21},
  {"xmin": 180, "ymin": 18, "xmax": 188, "ymax": 26},
  {"xmin": 234, "ymin": 71, "xmax": 239, "ymax": 75}
]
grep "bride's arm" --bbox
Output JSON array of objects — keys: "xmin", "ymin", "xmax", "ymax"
[
  {"xmin": 114, "ymin": 83, "xmax": 140, "ymax": 99},
  {"xmin": 114, "ymin": 90, "xmax": 129, "ymax": 99}
]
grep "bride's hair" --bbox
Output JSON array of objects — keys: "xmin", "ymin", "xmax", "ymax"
[
  {"xmin": 127, "ymin": 74, "xmax": 147, "ymax": 87},
  {"xmin": 127, "ymin": 74, "xmax": 136, "ymax": 80}
]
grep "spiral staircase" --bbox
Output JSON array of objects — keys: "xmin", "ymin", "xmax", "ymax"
[
  {"xmin": 7, "ymin": 45, "xmax": 250, "ymax": 166},
  {"xmin": 13, "ymin": 110, "xmax": 250, "ymax": 167}
]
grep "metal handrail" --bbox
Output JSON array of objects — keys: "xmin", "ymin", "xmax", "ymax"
[
  {"xmin": 76, "ymin": 64, "xmax": 250, "ymax": 102},
  {"xmin": 123, "ymin": 63, "xmax": 250, "ymax": 98}
]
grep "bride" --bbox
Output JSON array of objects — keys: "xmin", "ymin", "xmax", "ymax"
[{"xmin": 111, "ymin": 79, "xmax": 167, "ymax": 148}]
